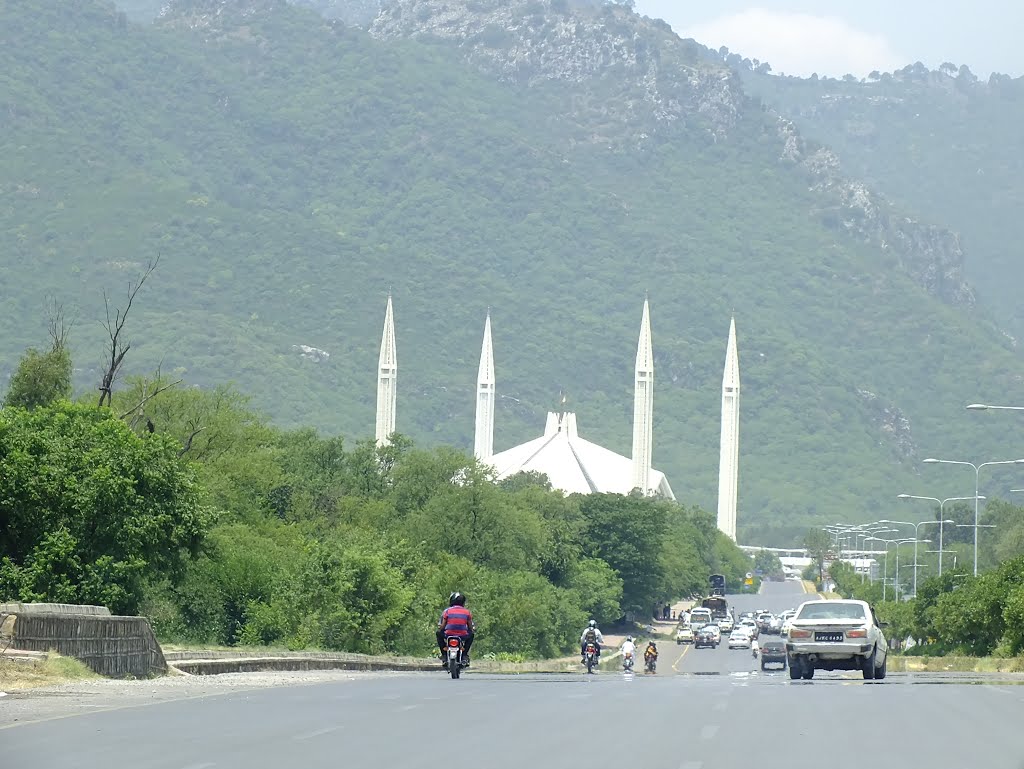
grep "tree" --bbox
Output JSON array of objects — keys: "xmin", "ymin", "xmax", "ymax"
[
  {"xmin": 803, "ymin": 528, "xmax": 833, "ymax": 583},
  {"xmin": 0, "ymin": 402, "xmax": 210, "ymax": 614},
  {"xmin": 3, "ymin": 303, "xmax": 72, "ymax": 410},
  {"xmin": 97, "ymin": 256, "xmax": 158, "ymax": 407},
  {"xmin": 753, "ymin": 549, "xmax": 784, "ymax": 580}
]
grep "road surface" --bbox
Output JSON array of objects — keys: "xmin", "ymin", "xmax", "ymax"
[{"xmin": 4, "ymin": 580, "xmax": 1024, "ymax": 769}]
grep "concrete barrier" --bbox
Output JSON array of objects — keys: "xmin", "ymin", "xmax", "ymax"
[
  {"xmin": 0, "ymin": 603, "xmax": 111, "ymax": 616},
  {"xmin": 2, "ymin": 610, "xmax": 166, "ymax": 679}
]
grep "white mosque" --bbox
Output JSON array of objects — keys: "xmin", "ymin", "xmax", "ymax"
[{"xmin": 372, "ymin": 295, "xmax": 741, "ymax": 539}]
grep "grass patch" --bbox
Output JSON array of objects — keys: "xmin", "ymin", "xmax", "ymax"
[
  {"xmin": 889, "ymin": 655, "xmax": 1024, "ymax": 673},
  {"xmin": 0, "ymin": 653, "xmax": 99, "ymax": 690}
]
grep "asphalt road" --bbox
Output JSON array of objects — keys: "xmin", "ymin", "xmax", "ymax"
[{"xmin": 4, "ymin": 580, "xmax": 1024, "ymax": 769}]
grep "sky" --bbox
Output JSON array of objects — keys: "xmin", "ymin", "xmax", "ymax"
[{"xmin": 633, "ymin": 1, "xmax": 1022, "ymax": 79}]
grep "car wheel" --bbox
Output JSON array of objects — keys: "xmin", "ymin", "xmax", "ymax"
[
  {"xmin": 801, "ymin": 663, "xmax": 814, "ymax": 680},
  {"xmin": 862, "ymin": 647, "xmax": 877, "ymax": 680},
  {"xmin": 875, "ymin": 649, "xmax": 887, "ymax": 680},
  {"xmin": 788, "ymin": 657, "xmax": 802, "ymax": 680}
]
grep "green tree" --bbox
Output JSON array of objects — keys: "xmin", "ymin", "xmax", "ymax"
[
  {"xmin": 0, "ymin": 402, "xmax": 211, "ymax": 614},
  {"xmin": 753, "ymin": 549, "xmax": 784, "ymax": 580},
  {"xmin": 3, "ymin": 316, "xmax": 72, "ymax": 410},
  {"xmin": 803, "ymin": 528, "xmax": 833, "ymax": 583}
]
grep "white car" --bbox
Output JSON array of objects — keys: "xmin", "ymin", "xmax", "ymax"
[
  {"xmin": 719, "ymin": 616, "xmax": 734, "ymax": 633},
  {"xmin": 786, "ymin": 599, "xmax": 888, "ymax": 680},
  {"xmin": 738, "ymin": 619, "xmax": 759, "ymax": 639},
  {"xmin": 728, "ymin": 630, "xmax": 752, "ymax": 649},
  {"xmin": 705, "ymin": 624, "xmax": 722, "ymax": 644},
  {"xmin": 676, "ymin": 626, "xmax": 694, "ymax": 644}
]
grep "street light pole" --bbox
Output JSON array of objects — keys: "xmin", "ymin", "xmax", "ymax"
[
  {"xmin": 922, "ymin": 458, "xmax": 1024, "ymax": 576},
  {"xmin": 966, "ymin": 404, "xmax": 1024, "ymax": 411},
  {"xmin": 897, "ymin": 495, "xmax": 984, "ymax": 576}
]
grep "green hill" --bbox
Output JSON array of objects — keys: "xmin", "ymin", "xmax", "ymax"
[
  {"xmin": 2, "ymin": 0, "xmax": 1023, "ymax": 544},
  {"xmin": 736, "ymin": 59, "xmax": 1024, "ymax": 337}
]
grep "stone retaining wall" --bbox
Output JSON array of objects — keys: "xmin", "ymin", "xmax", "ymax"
[{"xmin": 2, "ymin": 612, "xmax": 166, "ymax": 678}]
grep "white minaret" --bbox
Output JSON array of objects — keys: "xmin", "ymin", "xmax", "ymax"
[
  {"xmin": 631, "ymin": 298, "xmax": 655, "ymax": 494},
  {"xmin": 375, "ymin": 293, "xmax": 397, "ymax": 445},
  {"xmin": 474, "ymin": 311, "xmax": 495, "ymax": 460},
  {"xmin": 717, "ymin": 317, "xmax": 740, "ymax": 541}
]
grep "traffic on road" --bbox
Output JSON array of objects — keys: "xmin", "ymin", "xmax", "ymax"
[{"xmin": 4, "ymin": 581, "xmax": 1024, "ymax": 769}]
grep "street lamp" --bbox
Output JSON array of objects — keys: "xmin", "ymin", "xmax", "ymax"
[
  {"xmin": 922, "ymin": 458, "xmax": 1024, "ymax": 575},
  {"xmin": 893, "ymin": 538, "xmax": 928, "ymax": 600},
  {"xmin": 881, "ymin": 518, "xmax": 951, "ymax": 594},
  {"xmin": 865, "ymin": 536, "xmax": 913, "ymax": 601},
  {"xmin": 895, "ymin": 494, "xmax": 983, "ymax": 576},
  {"xmin": 966, "ymin": 404, "xmax": 1024, "ymax": 411}
]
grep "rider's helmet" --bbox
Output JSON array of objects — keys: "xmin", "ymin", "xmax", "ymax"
[
  {"xmin": 626, "ymin": 635, "xmax": 633, "ymax": 642},
  {"xmin": 588, "ymin": 619, "xmax": 597, "ymax": 628},
  {"xmin": 449, "ymin": 592, "xmax": 466, "ymax": 607}
]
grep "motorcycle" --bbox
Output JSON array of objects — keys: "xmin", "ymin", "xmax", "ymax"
[
  {"xmin": 752, "ymin": 646, "xmax": 759, "ymax": 659},
  {"xmin": 623, "ymin": 651, "xmax": 635, "ymax": 672},
  {"xmin": 583, "ymin": 642, "xmax": 600, "ymax": 675},
  {"xmin": 445, "ymin": 636, "xmax": 466, "ymax": 679},
  {"xmin": 644, "ymin": 655, "xmax": 657, "ymax": 674}
]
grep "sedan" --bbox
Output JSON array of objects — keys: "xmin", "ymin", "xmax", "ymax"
[
  {"xmin": 727, "ymin": 630, "xmax": 752, "ymax": 649},
  {"xmin": 705, "ymin": 624, "xmax": 722, "ymax": 644},
  {"xmin": 759, "ymin": 639, "xmax": 787, "ymax": 670},
  {"xmin": 719, "ymin": 616, "xmax": 735, "ymax": 633},
  {"xmin": 676, "ymin": 626, "xmax": 694, "ymax": 644},
  {"xmin": 694, "ymin": 629, "xmax": 718, "ymax": 649},
  {"xmin": 786, "ymin": 599, "xmax": 887, "ymax": 680}
]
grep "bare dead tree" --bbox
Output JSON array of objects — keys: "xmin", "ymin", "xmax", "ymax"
[
  {"xmin": 179, "ymin": 417, "xmax": 207, "ymax": 458},
  {"xmin": 46, "ymin": 298, "xmax": 73, "ymax": 353},
  {"xmin": 98, "ymin": 255, "xmax": 160, "ymax": 408}
]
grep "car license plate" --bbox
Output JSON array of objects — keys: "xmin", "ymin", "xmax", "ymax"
[{"xmin": 815, "ymin": 632, "xmax": 844, "ymax": 643}]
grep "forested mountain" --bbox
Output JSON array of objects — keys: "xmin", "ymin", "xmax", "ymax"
[
  {"xmin": 736, "ymin": 59, "xmax": 1024, "ymax": 338},
  {"xmin": 3, "ymin": 0, "xmax": 1023, "ymax": 544}
]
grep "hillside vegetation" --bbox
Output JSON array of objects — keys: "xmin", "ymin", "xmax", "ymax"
[
  {"xmin": 738, "ymin": 60, "xmax": 1024, "ymax": 337},
  {"xmin": 2, "ymin": 0, "xmax": 1024, "ymax": 543}
]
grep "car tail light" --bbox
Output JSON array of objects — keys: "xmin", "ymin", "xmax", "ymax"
[
  {"xmin": 846, "ymin": 628, "xmax": 868, "ymax": 638},
  {"xmin": 789, "ymin": 628, "xmax": 812, "ymax": 639}
]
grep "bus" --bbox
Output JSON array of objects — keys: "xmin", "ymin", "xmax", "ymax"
[
  {"xmin": 709, "ymin": 574, "xmax": 726, "ymax": 596},
  {"xmin": 701, "ymin": 595, "xmax": 729, "ymax": 621}
]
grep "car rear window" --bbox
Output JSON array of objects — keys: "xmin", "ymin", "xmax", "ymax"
[
  {"xmin": 762, "ymin": 642, "xmax": 785, "ymax": 652},
  {"xmin": 796, "ymin": 603, "xmax": 866, "ymax": 620}
]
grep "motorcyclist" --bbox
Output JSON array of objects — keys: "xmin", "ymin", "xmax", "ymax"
[
  {"xmin": 751, "ymin": 637, "xmax": 759, "ymax": 658},
  {"xmin": 436, "ymin": 592, "xmax": 475, "ymax": 669},
  {"xmin": 644, "ymin": 640, "xmax": 658, "ymax": 663},
  {"xmin": 580, "ymin": 619, "xmax": 604, "ymax": 664},
  {"xmin": 621, "ymin": 635, "xmax": 637, "ymax": 667}
]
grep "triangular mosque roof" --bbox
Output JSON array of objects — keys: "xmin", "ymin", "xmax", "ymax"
[{"xmin": 489, "ymin": 412, "xmax": 675, "ymax": 499}]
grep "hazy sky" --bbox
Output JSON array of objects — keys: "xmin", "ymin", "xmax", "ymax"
[{"xmin": 633, "ymin": 1, "xmax": 1021, "ymax": 79}]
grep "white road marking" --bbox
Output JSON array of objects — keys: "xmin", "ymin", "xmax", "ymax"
[
  {"xmin": 180, "ymin": 763, "xmax": 216, "ymax": 769},
  {"xmin": 294, "ymin": 726, "xmax": 341, "ymax": 741},
  {"xmin": 700, "ymin": 724, "xmax": 719, "ymax": 740},
  {"xmin": 680, "ymin": 762, "xmax": 703, "ymax": 769},
  {"xmin": 398, "ymin": 705, "xmax": 419, "ymax": 711}
]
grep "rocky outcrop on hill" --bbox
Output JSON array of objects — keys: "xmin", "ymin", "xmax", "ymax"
[
  {"xmin": 857, "ymin": 389, "xmax": 917, "ymax": 462},
  {"xmin": 778, "ymin": 117, "xmax": 974, "ymax": 307},
  {"xmin": 370, "ymin": 0, "xmax": 743, "ymax": 140}
]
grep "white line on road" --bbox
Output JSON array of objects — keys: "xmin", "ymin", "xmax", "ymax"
[
  {"xmin": 680, "ymin": 762, "xmax": 703, "ymax": 769},
  {"xmin": 700, "ymin": 724, "xmax": 719, "ymax": 740},
  {"xmin": 294, "ymin": 726, "xmax": 341, "ymax": 741},
  {"xmin": 398, "ymin": 704, "xmax": 420, "ymax": 711},
  {"xmin": 180, "ymin": 763, "xmax": 216, "ymax": 769}
]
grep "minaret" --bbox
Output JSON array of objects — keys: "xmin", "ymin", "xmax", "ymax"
[
  {"xmin": 375, "ymin": 293, "xmax": 397, "ymax": 445},
  {"xmin": 474, "ymin": 311, "xmax": 495, "ymax": 460},
  {"xmin": 631, "ymin": 297, "xmax": 655, "ymax": 494},
  {"xmin": 717, "ymin": 317, "xmax": 740, "ymax": 541}
]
